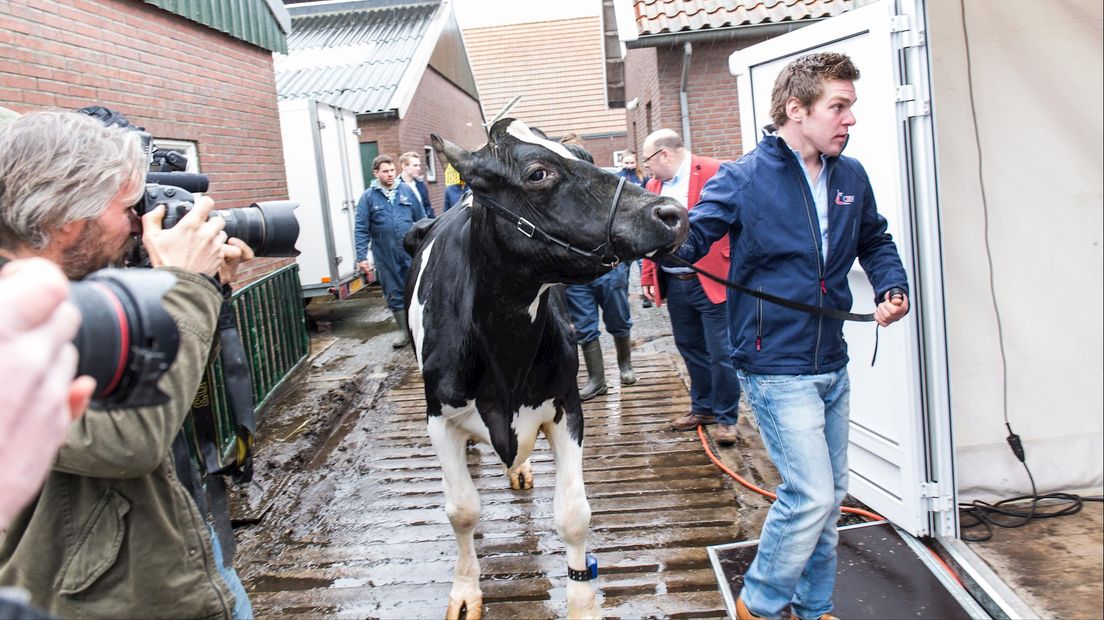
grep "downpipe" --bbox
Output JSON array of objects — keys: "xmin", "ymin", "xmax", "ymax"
[{"xmin": 680, "ymin": 42, "xmax": 693, "ymax": 151}]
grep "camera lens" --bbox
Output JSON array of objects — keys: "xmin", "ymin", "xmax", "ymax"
[
  {"xmin": 70, "ymin": 269, "xmax": 180, "ymax": 408},
  {"xmin": 211, "ymin": 201, "xmax": 300, "ymax": 258}
]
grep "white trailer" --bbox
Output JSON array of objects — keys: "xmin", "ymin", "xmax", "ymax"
[
  {"xmin": 728, "ymin": 0, "xmax": 1101, "ymax": 615},
  {"xmin": 278, "ymin": 98, "xmax": 370, "ymax": 299}
]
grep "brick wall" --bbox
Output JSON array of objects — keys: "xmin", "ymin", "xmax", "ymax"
[
  {"xmin": 623, "ymin": 36, "xmax": 773, "ymax": 163},
  {"xmin": 397, "ymin": 66, "xmax": 486, "ymax": 216},
  {"xmin": 0, "ymin": 0, "xmax": 293, "ymax": 286}
]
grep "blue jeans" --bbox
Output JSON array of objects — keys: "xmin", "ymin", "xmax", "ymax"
[
  {"xmin": 208, "ymin": 524, "xmax": 253, "ymax": 620},
  {"xmin": 737, "ymin": 368, "xmax": 850, "ymax": 619},
  {"xmin": 664, "ymin": 274, "xmax": 740, "ymax": 424},
  {"xmin": 565, "ymin": 264, "xmax": 632, "ymax": 344}
]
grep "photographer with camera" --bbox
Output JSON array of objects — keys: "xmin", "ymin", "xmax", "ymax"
[{"xmin": 0, "ymin": 110, "xmax": 254, "ymax": 619}]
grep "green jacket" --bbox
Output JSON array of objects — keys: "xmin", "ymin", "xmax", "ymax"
[{"xmin": 0, "ymin": 268, "xmax": 235, "ymax": 619}]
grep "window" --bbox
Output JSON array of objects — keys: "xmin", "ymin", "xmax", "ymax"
[
  {"xmin": 423, "ymin": 145, "xmax": 437, "ymax": 183},
  {"xmin": 612, "ymin": 150, "xmax": 626, "ymax": 167},
  {"xmin": 150, "ymin": 138, "xmax": 200, "ymax": 172}
]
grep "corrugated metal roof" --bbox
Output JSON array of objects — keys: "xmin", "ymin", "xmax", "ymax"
[
  {"xmin": 633, "ymin": 0, "xmax": 852, "ymax": 37},
  {"xmin": 142, "ymin": 0, "xmax": 290, "ymax": 53},
  {"xmin": 275, "ymin": 2, "xmax": 437, "ymax": 114},
  {"xmin": 464, "ymin": 16, "xmax": 625, "ymax": 138}
]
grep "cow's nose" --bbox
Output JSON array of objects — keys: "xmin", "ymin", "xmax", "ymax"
[{"xmin": 653, "ymin": 202, "xmax": 686, "ymax": 234}]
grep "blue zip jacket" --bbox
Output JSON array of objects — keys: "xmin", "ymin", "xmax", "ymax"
[{"xmin": 675, "ymin": 133, "xmax": 908, "ymax": 375}]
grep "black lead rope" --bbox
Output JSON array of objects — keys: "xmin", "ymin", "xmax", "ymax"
[
  {"xmin": 472, "ymin": 176, "xmax": 626, "ymax": 268},
  {"xmin": 664, "ymin": 255, "xmax": 876, "ymax": 322},
  {"xmin": 663, "ymin": 255, "xmax": 897, "ymax": 366}
]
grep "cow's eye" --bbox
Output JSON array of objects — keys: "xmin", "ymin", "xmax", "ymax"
[{"xmin": 528, "ymin": 169, "xmax": 548, "ymax": 183}]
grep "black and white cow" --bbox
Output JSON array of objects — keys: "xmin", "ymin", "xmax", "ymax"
[{"xmin": 403, "ymin": 119, "xmax": 688, "ymax": 619}]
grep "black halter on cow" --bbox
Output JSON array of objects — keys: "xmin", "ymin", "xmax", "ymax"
[{"xmin": 402, "ymin": 119, "xmax": 688, "ymax": 619}]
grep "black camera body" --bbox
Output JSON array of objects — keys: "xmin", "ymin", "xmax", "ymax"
[{"xmin": 138, "ymin": 183, "xmax": 300, "ymax": 258}]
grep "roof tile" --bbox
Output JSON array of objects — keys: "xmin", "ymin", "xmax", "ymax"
[
  {"xmin": 275, "ymin": 2, "xmax": 437, "ymax": 114},
  {"xmin": 633, "ymin": 0, "xmax": 852, "ymax": 36}
]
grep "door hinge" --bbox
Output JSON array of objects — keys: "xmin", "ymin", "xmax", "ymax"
[
  {"xmin": 891, "ymin": 13, "xmax": 926, "ymax": 48},
  {"xmin": 920, "ymin": 482, "xmax": 953, "ymax": 512},
  {"xmin": 895, "ymin": 85, "xmax": 930, "ymax": 118}
]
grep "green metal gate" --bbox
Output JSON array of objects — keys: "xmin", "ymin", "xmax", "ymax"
[{"xmin": 187, "ymin": 264, "xmax": 309, "ymax": 471}]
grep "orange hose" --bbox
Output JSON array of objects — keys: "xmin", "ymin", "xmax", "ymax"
[
  {"xmin": 696, "ymin": 425, "xmax": 885, "ymax": 522},
  {"xmin": 697, "ymin": 426, "xmax": 966, "ymax": 587}
]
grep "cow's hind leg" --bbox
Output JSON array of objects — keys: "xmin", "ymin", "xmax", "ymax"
[
  {"xmin": 428, "ymin": 417, "xmax": 483, "ymax": 620},
  {"xmin": 542, "ymin": 418, "xmax": 601, "ymax": 619},
  {"xmin": 507, "ymin": 458, "xmax": 534, "ymax": 490}
]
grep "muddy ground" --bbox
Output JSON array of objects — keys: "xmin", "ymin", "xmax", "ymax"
[{"xmin": 229, "ymin": 277, "xmax": 786, "ymax": 618}]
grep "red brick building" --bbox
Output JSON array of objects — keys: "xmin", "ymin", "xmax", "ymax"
[
  {"xmin": 1, "ymin": 0, "xmax": 293, "ymax": 283},
  {"xmin": 278, "ymin": 0, "xmax": 485, "ymax": 215},
  {"xmin": 464, "ymin": 15, "xmax": 627, "ymax": 168},
  {"xmin": 613, "ymin": 0, "xmax": 852, "ymax": 160}
]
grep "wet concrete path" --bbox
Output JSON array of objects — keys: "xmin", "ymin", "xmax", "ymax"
[
  {"xmin": 231, "ymin": 272, "xmax": 784, "ymax": 619},
  {"xmin": 238, "ymin": 349, "xmax": 752, "ymax": 618}
]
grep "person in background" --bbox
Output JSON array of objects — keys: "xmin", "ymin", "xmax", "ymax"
[
  {"xmin": 355, "ymin": 154, "xmax": 426, "ymax": 348},
  {"xmin": 616, "ymin": 150, "xmax": 648, "ymax": 187},
  {"xmin": 640, "ymin": 128, "xmax": 742, "ymax": 446},
  {"xmin": 618, "ymin": 150, "xmax": 652, "ymax": 307},
  {"xmin": 559, "ymin": 137, "xmax": 638, "ymax": 400},
  {"xmin": 0, "ymin": 110, "xmax": 254, "ymax": 619},
  {"xmin": 443, "ymin": 163, "xmax": 468, "ymax": 211},
  {"xmin": 399, "ymin": 151, "xmax": 434, "ymax": 219},
  {"xmin": 670, "ymin": 52, "xmax": 909, "ymax": 620}
]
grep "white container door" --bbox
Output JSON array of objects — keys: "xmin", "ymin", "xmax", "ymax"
[
  {"xmin": 729, "ymin": 0, "xmax": 947, "ymax": 536},
  {"xmin": 315, "ymin": 104, "xmax": 358, "ymax": 283}
]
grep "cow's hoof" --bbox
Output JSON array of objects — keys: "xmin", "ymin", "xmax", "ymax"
[
  {"xmin": 446, "ymin": 593, "xmax": 483, "ymax": 620},
  {"xmin": 508, "ymin": 461, "xmax": 534, "ymax": 490}
]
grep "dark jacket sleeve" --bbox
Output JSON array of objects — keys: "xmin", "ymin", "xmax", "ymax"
[
  {"xmin": 675, "ymin": 163, "xmax": 744, "ymax": 265},
  {"xmin": 852, "ymin": 164, "xmax": 909, "ymax": 302},
  {"xmin": 354, "ymin": 190, "xmax": 371, "ymax": 261},
  {"xmin": 418, "ymin": 180, "xmax": 434, "ymax": 218},
  {"xmin": 52, "ymin": 269, "xmax": 221, "ymax": 478}
]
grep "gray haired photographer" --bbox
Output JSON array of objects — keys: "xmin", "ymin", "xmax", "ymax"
[{"xmin": 0, "ymin": 109, "xmax": 255, "ymax": 619}]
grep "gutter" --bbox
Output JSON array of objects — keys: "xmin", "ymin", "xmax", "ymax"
[
  {"xmin": 624, "ymin": 20, "xmax": 827, "ymax": 49},
  {"xmin": 357, "ymin": 109, "xmax": 400, "ymax": 121},
  {"xmin": 680, "ymin": 42, "xmax": 692, "ymax": 151}
]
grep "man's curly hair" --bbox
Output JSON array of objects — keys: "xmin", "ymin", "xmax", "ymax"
[{"xmin": 768, "ymin": 52, "xmax": 860, "ymax": 127}]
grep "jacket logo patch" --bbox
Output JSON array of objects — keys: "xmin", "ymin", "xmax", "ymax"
[{"xmin": 834, "ymin": 190, "xmax": 855, "ymax": 206}]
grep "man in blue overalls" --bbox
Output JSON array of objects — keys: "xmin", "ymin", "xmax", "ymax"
[{"xmin": 355, "ymin": 154, "xmax": 427, "ymax": 348}]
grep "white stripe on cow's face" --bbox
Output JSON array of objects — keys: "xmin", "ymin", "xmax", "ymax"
[
  {"xmin": 510, "ymin": 398, "xmax": 557, "ymax": 469},
  {"xmin": 410, "ymin": 238, "xmax": 436, "ymax": 370},
  {"xmin": 528, "ymin": 283, "xmax": 551, "ymax": 323},
  {"xmin": 506, "ymin": 120, "xmax": 577, "ymax": 160}
]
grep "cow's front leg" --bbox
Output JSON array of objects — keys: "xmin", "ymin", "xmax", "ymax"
[
  {"xmin": 542, "ymin": 418, "xmax": 601, "ymax": 619},
  {"xmin": 507, "ymin": 458, "xmax": 534, "ymax": 490},
  {"xmin": 428, "ymin": 417, "xmax": 483, "ymax": 620}
]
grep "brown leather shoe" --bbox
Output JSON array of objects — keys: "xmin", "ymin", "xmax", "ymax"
[
  {"xmin": 712, "ymin": 423, "xmax": 737, "ymax": 446},
  {"xmin": 670, "ymin": 411, "xmax": 716, "ymax": 430},
  {"xmin": 735, "ymin": 596, "xmax": 764, "ymax": 620}
]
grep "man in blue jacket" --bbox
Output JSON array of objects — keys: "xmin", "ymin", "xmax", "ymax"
[
  {"xmin": 671, "ymin": 53, "xmax": 909, "ymax": 620},
  {"xmin": 356, "ymin": 154, "xmax": 427, "ymax": 348},
  {"xmin": 399, "ymin": 151, "xmax": 435, "ymax": 219}
]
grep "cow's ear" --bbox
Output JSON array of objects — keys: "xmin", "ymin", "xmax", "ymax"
[{"xmin": 431, "ymin": 133, "xmax": 509, "ymax": 192}]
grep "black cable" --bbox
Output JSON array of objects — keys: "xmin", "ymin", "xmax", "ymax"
[{"xmin": 954, "ymin": 3, "xmax": 1097, "ymax": 542}]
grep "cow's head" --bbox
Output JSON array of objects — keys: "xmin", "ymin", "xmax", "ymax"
[{"xmin": 431, "ymin": 119, "xmax": 688, "ymax": 283}]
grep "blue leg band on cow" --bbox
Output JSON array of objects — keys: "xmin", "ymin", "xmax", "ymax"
[{"xmin": 568, "ymin": 554, "xmax": 600, "ymax": 581}]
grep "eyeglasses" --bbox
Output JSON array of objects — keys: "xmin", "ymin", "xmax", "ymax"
[{"xmin": 642, "ymin": 148, "xmax": 665, "ymax": 164}]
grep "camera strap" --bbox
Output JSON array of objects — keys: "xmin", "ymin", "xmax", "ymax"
[{"xmin": 216, "ymin": 299, "xmax": 257, "ymax": 485}]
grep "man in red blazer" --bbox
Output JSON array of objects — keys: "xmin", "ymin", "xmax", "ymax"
[{"xmin": 640, "ymin": 129, "xmax": 741, "ymax": 445}]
